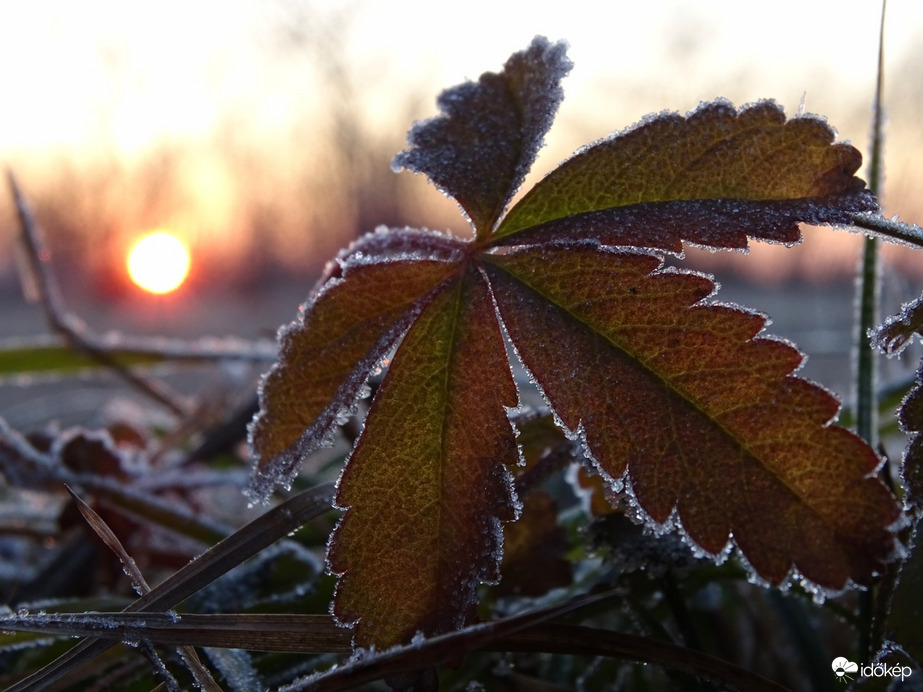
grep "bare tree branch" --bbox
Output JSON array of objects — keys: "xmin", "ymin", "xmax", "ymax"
[{"xmin": 7, "ymin": 170, "xmax": 191, "ymax": 416}]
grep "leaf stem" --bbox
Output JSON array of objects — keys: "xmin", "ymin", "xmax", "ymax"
[{"xmin": 850, "ymin": 213, "xmax": 923, "ymax": 250}]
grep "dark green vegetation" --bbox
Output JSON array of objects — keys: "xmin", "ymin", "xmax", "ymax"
[{"xmin": 3, "ymin": 27, "xmax": 923, "ymax": 692}]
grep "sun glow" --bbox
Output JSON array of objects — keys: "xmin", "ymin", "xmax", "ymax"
[{"xmin": 127, "ymin": 231, "xmax": 191, "ymax": 294}]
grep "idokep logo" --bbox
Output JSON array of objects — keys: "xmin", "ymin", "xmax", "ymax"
[
  {"xmin": 832, "ymin": 657, "xmax": 912, "ymax": 684},
  {"xmin": 831, "ymin": 658, "xmax": 858, "ymax": 683}
]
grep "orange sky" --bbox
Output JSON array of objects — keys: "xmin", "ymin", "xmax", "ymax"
[{"xmin": 0, "ymin": 0, "xmax": 920, "ymax": 287}]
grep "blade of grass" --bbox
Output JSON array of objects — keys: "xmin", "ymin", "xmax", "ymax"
[
  {"xmin": 855, "ymin": 0, "xmax": 887, "ymax": 664},
  {"xmin": 286, "ymin": 590, "xmax": 622, "ymax": 691},
  {"xmin": 498, "ymin": 624, "xmax": 792, "ymax": 692},
  {"xmin": 282, "ymin": 590, "xmax": 791, "ymax": 692},
  {"xmin": 855, "ymin": 0, "xmax": 886, "ymax": 452},
  {"xmin": 66, "ymin": 485, "xmax": 152, "ymax": 598},
  {"xmin": 5, "ymin": 482, "xmax": 336, "ymax": 692},
  {"xmin": 65, "ymin": 485, "xmax": 225, "ymax": 692},
  {"xmin": 0, "ymin": 613, "xmax": 351, "ymax": 654},
  {"xmin": 0, "ymin": 336, "xmax": 275, "ymax": 385},
  {"xmin": 0, "ymin": 609, "xmax": 794, "ymax": 692},
  {"xmin": 136, "ymin": 639, "xmax": 183, "ymax": 692}
]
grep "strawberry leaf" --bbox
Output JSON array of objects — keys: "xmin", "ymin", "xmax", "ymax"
[
  {"xmin": 484, "ymin": 244, "xmax": 897, "ymax": 587},
  {"xmin": 250, "ymin": 37, "xmax": 901, "ymax": 651},
  {"xmin": 327, "ymin": 268, "xmax": 519, "ymax": 648},
  {"xmin": 494, "ymin": 100, "xmax": 878, "ymax": 252},
  {"xmin": 393, "ymin": 36, "xmax": 572, "ymax": 238},
  {"xmin": 248, "ymin": 231, "xmax": 464, "ymax": 499}
]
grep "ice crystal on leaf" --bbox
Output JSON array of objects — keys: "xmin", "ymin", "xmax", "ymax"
[{"xmin": 250, "ymin": 36, "xmax": 898, "ymax": 650}]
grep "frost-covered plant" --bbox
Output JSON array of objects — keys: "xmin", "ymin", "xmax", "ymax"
[
  {"xmin": 4, "ymin": 30, "xmax": 923, "ymax": 692},
  {"xmin": 249, "ymin": 36, "xmax": 900, "ymax": 650}
]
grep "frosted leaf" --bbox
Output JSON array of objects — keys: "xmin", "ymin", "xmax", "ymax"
[
  {"xmin": 243, "ymin": 35, "xmax": 899, "ymax": 658},
  {"xmin": 393, "ymin": 36, "xmax": 572, "ymax": 236},
  {"xmin": 326, "ymin": 270, "xmax": 520, "ymax": 649},
  {"xmin": 495, "ymin": 98, "xmax": 877, "ymax": 247},
  {"xmin": 248, "ymin": 257, "xmax": 460, "ymax": 502},
  {"xmin": 493, "ymin": 193, "xmax": 879, "ymax": 255},
  {"xmin": 486, "ymin": 243, "xmax": 896, "ymax": 590},
  {"xmin": 873, "ymin": 292, "xmax": 923, "ymax": 356},
  {"xmin": 336, "ymin": 226, "xmax": 467, "ymax": 267},
  {"xmin": 671, "ymin": 515, "xmax": 735, "ymax": 565},
  {"xmin": 52, "ymin": 426, "xmax": 125, "ymax": 475},
  {"xmin": 248, "ymin": 320, "xmax": 401, "ymax": 502},
  {"xmin": 797, "ymin": 574, "xmax": 849, "ymax": 605}
]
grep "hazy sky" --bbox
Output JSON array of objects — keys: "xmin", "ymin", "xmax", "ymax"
[
  {"xmin": 1, "ymin": 0, "xmax": 916, "ymax": 157},
  {"xmin": 1, "ymin": 0, "xmax": 920, "ymax": 285}
]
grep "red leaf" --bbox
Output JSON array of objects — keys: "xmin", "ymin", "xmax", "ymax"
[
  {"xmin": 327, "ymin": 268, "xmax": 520, "ymax": 648},
  {"xmin": 249, "ymin": 250, "xmax": 462, "ymax": 499},
  {"xmin": 494, "ymin": 100, "xmax": 876, "ymax": 251},
  {"xmin": 393, "ymin": 36, "xmax": 572, "ymax": 237},
  {"xmin": 485, "ymin": 244, "xmax": 897, "ymax": 588},
  {"xmin": 251, "ymin": 38, "xmax": 900, "ymax": 651}
]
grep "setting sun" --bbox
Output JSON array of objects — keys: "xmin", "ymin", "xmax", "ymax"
[{"xmin": 127, "ymin": 231, "xmax": 191, "ymax": 294}]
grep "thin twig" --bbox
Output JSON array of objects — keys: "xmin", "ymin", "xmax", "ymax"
[{"xmin": 7, "ymin": 170, "xmax": 191, "ymax": 416}]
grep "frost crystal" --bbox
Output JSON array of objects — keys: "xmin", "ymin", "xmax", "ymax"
[{"xmin": 203, "ymin": 647, "xmax": 260, "ymax": 692}]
